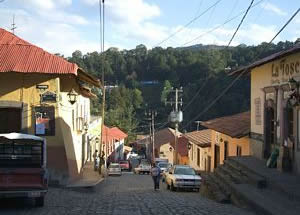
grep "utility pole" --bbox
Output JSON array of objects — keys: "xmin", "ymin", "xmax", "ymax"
[
  {"xmin": 11, "ymin": 15, "xmax": 17, "ymax": 34},
  {"xmin": 145, "ymin": 110, "xmax": 157, "ymax": 163},
  {"xmin": 195, "ymin": 121, "xmax": 202, "ymax": 131},
  {"xmin": 166, "ymin": 87, "xmax": 183, "ymax": 165},
  {"xmin": 99, "ymin": 0, "xmax": 105, "ymax": 174}
]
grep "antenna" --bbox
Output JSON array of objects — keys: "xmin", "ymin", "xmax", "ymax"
[{"xmin": 11, "ymin": 14, "xmax": 17, "ymax": 34}]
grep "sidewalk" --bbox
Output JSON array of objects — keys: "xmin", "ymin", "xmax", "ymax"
[{"xmin": 66, "ymin": 162, "xmax": 104, "ymax": 188}]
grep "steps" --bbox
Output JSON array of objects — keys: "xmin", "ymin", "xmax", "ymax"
[{"xmin": 204, "ymin": 156, "xmax": 300, "ymax": 215}]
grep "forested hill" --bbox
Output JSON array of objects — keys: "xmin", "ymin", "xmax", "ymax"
[{"xmin": 67, "ymin": 41, "xmax": 296, "ymax": 141}]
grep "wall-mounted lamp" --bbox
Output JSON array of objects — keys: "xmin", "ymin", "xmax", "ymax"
[
  {"xmin": 67, "ymin": 89, "xmax": 77, "ymax": 105},
  {"xmin": 188, "ymin": 142, "xmax": 192, "ymax": 150},
  {"xmin": 288, "ymin": 78, "xmax": 300, "ymax": 107},
  {"xmin": 169, "ymin": 147, "xmax": 173, "ymax": 152}
]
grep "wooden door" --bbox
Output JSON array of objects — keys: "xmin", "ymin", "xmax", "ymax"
[{"xmin": 0, "ymin": 108, "xmax": 21, "ymax": 133}]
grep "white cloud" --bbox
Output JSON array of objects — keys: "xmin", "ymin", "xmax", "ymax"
[{"xmin": 260, "ymin": 2, "xmax": 287, "ymax": 16}]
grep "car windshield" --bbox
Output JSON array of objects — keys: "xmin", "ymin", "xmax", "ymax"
[
  {"xmin": 119, "ymin": 161, "xmax": 128, "ymax": 164},
  {"xmin": 174, "ymin": 167, "xmax": 195, "ymax": 175},
  {"xmin": 158, "ymin": 163, "xmax": 168, "ymax": 168},
  {"xmin": 110, "ymin": 164, "xmax": 120, "ymax": 168}
]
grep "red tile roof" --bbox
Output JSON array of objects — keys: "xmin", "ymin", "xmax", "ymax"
[
  {"xmin": 201, "ymin": 112, "xmax": 250, "ymax": 138},
  {"xmin": 184, "ymin": 129, "xmax": 211, "ymax": 148},
  {"xmin": 102, "ymin": 126, "xmax": 127, "ymax": 144},
  {"xmin": 0, "ymin": 28, "xmax": 100, "ymax": 87}
]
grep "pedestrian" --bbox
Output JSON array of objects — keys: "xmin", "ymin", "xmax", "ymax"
[
  {"xmin": 150, "ymin": 163, "xmax": 161, "ymax": 190},
  {"xmin": 93, "ymin": 150, "xmax": 98, "ymax": 171}
]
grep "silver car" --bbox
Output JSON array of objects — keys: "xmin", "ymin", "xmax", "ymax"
[
  {"xmin": 108, "ymin": 163, "xmax": 122, "ymax": 176},
  {"xmin": 165, "ymin": 165, "xmax": 201, "ymax": 192},
  {"xmin": 157, "ymin": 162, "xmax": 172, "ymax": 175}
]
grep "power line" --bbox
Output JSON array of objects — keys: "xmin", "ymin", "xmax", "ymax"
[
  {"xmin": 227, "ymin": 0, "xmax": 254, "ymax": 47},
  {"xmin": 269, "ymin": 7, "xmax": 300, "ymax": 44},
  {"xmin": 154, "ymin": 0, "xmax": 223, "ymax": 47},
  {"xmin": 183, "ymin": 76, "xmax": 210, "ymax": 112},
  {"xmin": 182, "ymin": 0, "xmax": 254, "ymax": 113},
  {"xmin": 182, "ymin": 0, "xmax": 264, "ymax": 47},
  {"xmin": 182, "ymin": 6, "xmax": 300, "ymax": 130}
]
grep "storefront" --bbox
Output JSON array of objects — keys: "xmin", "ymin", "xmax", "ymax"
[{"xmin": 231, "ymin": 45, "xmax": 300, "ymax": 175}]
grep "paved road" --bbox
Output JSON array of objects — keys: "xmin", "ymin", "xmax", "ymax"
[{"xmin": 0, "ymin": 173, "xmax": 254, "ymax": 215}]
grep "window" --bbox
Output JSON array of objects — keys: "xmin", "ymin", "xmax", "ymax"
[
  {"xmin": 35, "ymin": 106, "xmax": 55, "ymax": 136},
  {"xmin": 197, "ymin": 148, "xmax": 200, "ymax": 167},
  {"xmin": 191, "ymin": 144, "xmax": 194, "ymax": 161},
  {"xmin": 237, "ymin": 146, "xmax": 242, "ymax": 157}
]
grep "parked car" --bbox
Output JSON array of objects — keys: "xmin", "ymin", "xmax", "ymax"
[
  {"xmin": 119, "ymin": 160, "xmax": 130, "ymax": 171},
  {"xmin": 164, "ymin": 165, "xmax": 201, "ymax": 192},
  {"xmin": 134, "ymin": 163, "xmax": 151, "ymax": 174},
  {"xmin": 162, "ymin": 166, "xmax": 172, "ymax": 182},
  {"xmin": 157, "ymin": 162, "xmax": 172, "ymax": 175},
  {"xmin": 0, "ymin": 133, "xmax": 48, "ymax": 207},
  {"xmin": 126, "ymin": 152, "xmax": 139, "ymax": 160},
  {"xmin": 108, "ymin": 163, "xmax": 122, "ymax": 176}
]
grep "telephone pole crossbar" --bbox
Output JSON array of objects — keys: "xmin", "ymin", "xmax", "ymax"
[{"xmin": 165, "ymin": 88, "xmax": 183, "ymax": 165}]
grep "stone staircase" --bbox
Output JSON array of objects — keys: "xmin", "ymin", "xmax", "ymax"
[{"xmin": 202, "ymin": 156, "xmax": 300, "ymax": 215}]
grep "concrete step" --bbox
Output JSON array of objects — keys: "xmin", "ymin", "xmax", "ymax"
[
  {"xmin": 232, "ymin": 184, "xmax": 300, "ymax": 215},
  {"xmin": 224, "ymin": 159, "xmax": 267, "ymax": 188},
  {"xmin": 217, "ymin": 165, "xmax": 244, "ymax": 184},
  {"xmin": 203, "ymin": 173, "xmax": 230, "ymax": 203}
]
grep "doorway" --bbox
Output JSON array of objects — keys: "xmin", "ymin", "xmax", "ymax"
[
  {"xmin": 214, "ymin": 144, "xmax": 220, "ymax": 169},
  {"xmin": 0, "ymin": 108, "xmax": 22, "ymax": 133},
  {"xmin": 265, "ymin": 106, "xmax": 275, "ymax": 158}
]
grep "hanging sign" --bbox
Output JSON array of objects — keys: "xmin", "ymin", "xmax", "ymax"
[{"xmin": 41, "ymin": 91, "xmax": 57, "ymax": 103}]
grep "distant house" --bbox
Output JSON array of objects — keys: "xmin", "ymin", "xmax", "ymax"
[
  {"xmin": 184, "ymin": 129, "xmax": 211, "ymax": 172},
  {"xmin": 102, "ymin": 125, "xmax": 127, "ymax": 163},
  {"xmin": 149, "ymin": 127, "xmax": 188, "ymax": 165},
  {"xmin": 201, "ymin": 112, "xmax": 250, "ymax": 171},
  {"xmin": 0, "ymin": 28, "xmax": 101, "ymax": 184}
]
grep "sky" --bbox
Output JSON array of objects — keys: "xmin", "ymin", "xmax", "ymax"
[{"xmin": 0, "ymin": 0, "xmax": 299, "ymax": 57}]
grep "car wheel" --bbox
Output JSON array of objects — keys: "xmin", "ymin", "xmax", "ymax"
[
  {"xmin": 171, "ymin": 182, "xmax": 176, "ymax": 192},
  {"xmin": 35, "ymin": 196, "xmax": 44, "ymax": 207}
]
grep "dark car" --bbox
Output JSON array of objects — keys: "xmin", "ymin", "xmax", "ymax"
[{"xmin": 119, "ymin": 160, "xmax": 130, "ymax": 171}]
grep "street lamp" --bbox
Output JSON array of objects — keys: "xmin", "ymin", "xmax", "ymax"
[
  {"xmin": 67, "ymin": 89, "xmax": 77, "ymax": 105},
  {"xmin": 187, "ymin": 142, "xmax": 192, "ymax": 150}
]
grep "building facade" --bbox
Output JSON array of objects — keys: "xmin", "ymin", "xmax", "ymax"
[
  {"xmin": 0, "ymin": 28, "xmax": 101, "ymax": 184},
  {"xmin": 231, "ymin": 45, "xmax": 300, "ymax": 175},
  {"xmin": 184, "ymin": 129, "xmax": 211, "ymax": 172},
  {"xmin": 202, "ymin": 112, "xmax": 250, "ymax": 171}
]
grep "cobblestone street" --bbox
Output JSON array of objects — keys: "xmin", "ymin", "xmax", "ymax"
[{"xmin": 0, "ymin": 173, "xmax": 254, "ymax": 215}]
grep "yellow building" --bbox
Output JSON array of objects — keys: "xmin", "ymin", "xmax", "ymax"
[
  {"xmin": 184, "ymin": 129, "xmax": 211, "ymax": 172},
  {"xmin": 231, "ymin": 45, "xmax": 300, "ymax": 175},
  {"xmin": 0, "ymin": 28, "xmax": 101, "ymax": 184},
  {"xmin": 201, "ymin": 112, "xmax": 250, "ymax": 171}
]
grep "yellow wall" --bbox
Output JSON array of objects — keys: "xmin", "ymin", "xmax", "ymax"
[
  {"xmin": 159, "ymin": 143, "xmax": 175, "ymax": 164},
  {"xmin": 0, "ymin": 72, "xmax": 92, "ymax": 183},
  {"xmin": 189, "ymin": 143, "xmax": 211, "ymax": 171},
  {"xmin": 250, "ymin": 52, "xmax": 300, "ymax": 175},
  {"xmin": 211, "ymin": 130, "xmax": 250, "ymax": 172},
  {"xmin": 251, "ymin": 52, "xmax": 300, "ymax": 135}
]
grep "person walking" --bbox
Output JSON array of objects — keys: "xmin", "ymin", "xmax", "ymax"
[
  {"xmin": 93, "ymin": 150, "xmax": 99, "ymax": 171},
  {"xmin": 150, "ymin": 163, "xmax": 161, "ymax": 190}
]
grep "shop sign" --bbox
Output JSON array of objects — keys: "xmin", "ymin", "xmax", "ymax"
[
  {"xmin": 271, "ymin": 58, "xmax": 300, "ymax": 85},
  {"xmin": 40, "ymin": 91, "xmax": 57, "ymax": 103}
]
